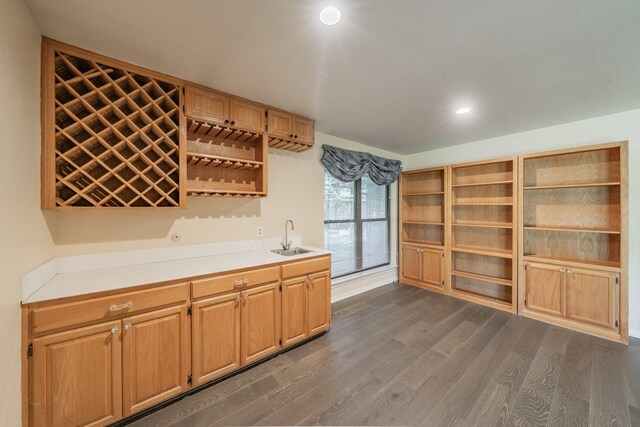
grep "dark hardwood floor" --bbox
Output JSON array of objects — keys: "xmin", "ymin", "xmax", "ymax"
[{"xmin": 130, "ymin": 283, "xmax": 640, "ymax": 426}]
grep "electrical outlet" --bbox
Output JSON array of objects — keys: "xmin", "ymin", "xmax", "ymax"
[
  {"xmin": 170, "ymin": 233, "xmax": 182, "ymax": 243},
  {"xmin": 256, "ymin": 226, "xmax": 264, "ymax": 237}
]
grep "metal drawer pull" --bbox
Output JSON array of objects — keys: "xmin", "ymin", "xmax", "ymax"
[
  {"xmin": 235, "ymin": 295, "xmax": 241, "ymax": 302},
  {"xmin": 109, "ymin": 302, "xmax": 133, "ymax": 311},
  {"xmin": 111, "ymin": 326, "xmax": 119, "ymax": 334},
  {"xmin": 243, "ymin": 294, "xmax": 249, "ymax": 301},
  {"xmin": 124, "ymin": 322, "xmax": 132, "ymax": 330}
]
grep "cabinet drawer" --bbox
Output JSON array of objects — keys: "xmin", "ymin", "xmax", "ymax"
[
  {"xmin": 30, "ymin": 283, "xmax": 189, "ymax": 336},
  {"xmin": 282, "ymin": 256, "xmax": 331, "ymax": 279},
  {"xmin": 192, "ymin": 266, "xmax": 280, "ymax": 299}
]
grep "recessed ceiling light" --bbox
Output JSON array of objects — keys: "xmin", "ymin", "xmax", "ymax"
[
  {"xmin": 455, "ymin": 107, "xmax": 472, "ymax": 114},
  {"xmin": 320, "ymin": 6, "xmax": 341, "ymax": 26}
]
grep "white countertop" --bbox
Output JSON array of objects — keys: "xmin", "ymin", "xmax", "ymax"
[{"xmin": 23, "ymin": 244, "xmax": 330, "ymax": 304}]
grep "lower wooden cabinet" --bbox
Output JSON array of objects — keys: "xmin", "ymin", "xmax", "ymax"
[
  {"xmin": 281, "ymin": 270, "xmax": 331, "ymax": 348},
  {"xmin": 122, "ymin": 305, "xmax": 190, "ymax": 416},
  {"xmin": 241, "ymin": 282, "xmax": 282, "ymax": 365},
  {"xmin": 31, "ymin": 321, "xmax": 122, "ymax": 427},
  {"xmin": 524, "ymin": 261, "xmax": 619, "ymax": 333},
  {"xmin": 401, "ymin": 245, "xmax": 445, "ymax": 290},
  {"xmin": 192, "ymin": 292, "xmax": 241, "ymax": 385},
  {"xmin": 25, "ymin": 255, "xmax": 331, "ymax": 426},
  {"xmin": 524, "ymin": 262, "xmax": 564, "ymax": 317}
]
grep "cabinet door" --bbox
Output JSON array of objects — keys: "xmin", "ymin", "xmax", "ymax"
[
  {"xmin": 567, "ymin": 268, "xmax": 618, "ymax": 330},
  {"xmin": 241, "ymin": 282, "xmax": 281, "ymax": 365},
  {"xmin": 122, "ymin": 305, "xmax": 189, "ymax": 416},
  {"xmin": 524, "ymin": 263, "xmax": 564, "ymax": 317},
  {"xmin": 267, "ymin": 109, "xmax": 293, "ymax": 140},
  {"xmin": 192, "ymin": 293, "xmax": 241, "ymax": 385},
  {"xmin": 401, "ymin": 245, "xmax": 422, "ymax": 282},
  {"xmin": 307, "ymin": 272, "xmax": 331, "ymax": 336},
  {"xmin": 230, "ymin": 98, "xmax": 265, "ymax": 133},
  {"xmin": 421, "ymin": 248, "xmax": 444, "ymax": 287},
  {"xmin": 292, "ymin": 116, "xmax": 314, "ymax": 144},
  {"xmin": 31, "ymin": 321, "xmax": 122, "ymax": 427},
  {"xmin": 185, "ymin": 85, "xmax": 230, "ymax": 125},
  {"xmin": 281, "ymin": 278, "xmax": 308, "ymax": 348}
]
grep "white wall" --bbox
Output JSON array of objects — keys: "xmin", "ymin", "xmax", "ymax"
[
  {"xmin": 0, "ymin": 0, "xmax": 56, "ymax": 424},
  {"xmin": 404, "ymin": 108, "xmax": 640, "ymax": 336}
]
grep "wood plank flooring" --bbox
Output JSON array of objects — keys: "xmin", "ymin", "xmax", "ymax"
[{"xmin": 129, "ymin": 283, "xmax": 640, "ymax": 426}]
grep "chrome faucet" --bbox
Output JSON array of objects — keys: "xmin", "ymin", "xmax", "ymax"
[{"xmin": 281, "ymin": 220, "xmax": 294, "ymax": 250}]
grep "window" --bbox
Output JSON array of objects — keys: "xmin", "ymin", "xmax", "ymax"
[{"xmin": 324, "ymin": 170, "xmax": 390, "ymax": 278}]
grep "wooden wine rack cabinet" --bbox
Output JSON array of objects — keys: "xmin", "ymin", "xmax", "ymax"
[{"xmin": 41, "ymin": 39, "xmax": 185, "ymax": 209}]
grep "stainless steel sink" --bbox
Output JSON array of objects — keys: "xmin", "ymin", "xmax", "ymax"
[{"xmin": 271, "ymin": 247, "xmax": 314, "ymax": 256}]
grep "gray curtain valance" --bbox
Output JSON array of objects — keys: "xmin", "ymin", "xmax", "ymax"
[{"xmin": 321, "ymin": 144, "xmax": 402, "ymax": 185}]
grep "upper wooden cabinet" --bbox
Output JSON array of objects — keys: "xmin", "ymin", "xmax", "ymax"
[
  {"xmin": 230, "ymin": 98, "xmax": 265, "ymax": 133},
  {"xmin": 267, "ymin": 109, "xmax": 315, "ymax": 152},
  {"xmin": 185, "ymin": 85, "xmax": 230, "ymax": 126},
  {"xmin": 184, "ymin": 85, "xmax": 265, "ymax": 134}
]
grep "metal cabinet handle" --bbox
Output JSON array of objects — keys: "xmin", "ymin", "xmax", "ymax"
[
  {"xmin": 235, "ymin": 295, "xmax": 241, "ymax": 302},
  {"xmin": 111, "ymin": 326, "xmax": 119, "ymax": 334},
  {"xmin": 243, "ymin": 294, "xmax": 249, "ymax": 301},
  {"xmin": 124, "ymin": 322, "xmax": 132, "ymax": 330},
  {"xmin": 234, "ymin": 278, "xmax": 250, "ymax": 288},
  {"xmin": 109, "ymin": 302, "xmax": 133, "ymax": 312}
]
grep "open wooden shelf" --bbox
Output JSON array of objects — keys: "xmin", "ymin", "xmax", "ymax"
[
  {"xmin": 403, "ymin": 191, "xmax": 445, "ymax": 196},
  {"xmin": 185, "ymin": 118, "xmax": 267, "ymax": 197},
  {"xmin": 452, "ymin": 270, "xmax": 513, "ymax": 287},
  {"xmin": 403, "ymin": 240, "xmax": 445, "ymax": 248},
  {"xmin": 43, "ymin": 41, "xmax": 183, "ymax": 208},
  {"xmin": 522, "ymin": 254, "xmax": 621, "ymax": 271},
  {"xmin": 451, "ymin": 245, "xmax": 513, "ymax": 259},
  {"xmin": 524, "ymin": 225, "xmax": 620, "ymax": 234},
  {"xmin": 453, "ymin": 222, "xmax": 513, "ymax": 229},
  {"xmin": 403, "ymin": 221, "xmax": 444, "ymax": 225},
  {"xmin": 524, "ymin": 182, "xmax": 620, "ymax": 190},
  {"xmin": 448, "ymin": 157, "xmax": 517, "ymax": 312},
  {"xmin": 451, "ymin": 180, "xmax": 513, "ymax": 188},
  {"xmin": 452, "ymin": 202, "xmax": 513, "ymax": 206},
  {"xmin": 268, "ymin": 137, "xmax": 312, "ymax": 152}
]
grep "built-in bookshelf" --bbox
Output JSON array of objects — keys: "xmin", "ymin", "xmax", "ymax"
[
  {"xmin": 399, "ymin": 167, "xmax": 447, "ymax": 291},
  {"xmin": 448, "ymin": 158, "xmax": 517, "ymax": 312}
]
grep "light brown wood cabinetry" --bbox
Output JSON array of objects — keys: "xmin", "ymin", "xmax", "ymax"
[
  {"xmin": 519, "ymin": 141, "xmax": 627, "ymax": 342},
  {"xmin": 185, "ymin": 85, "xmax": 266, "ymax": 134},
  {"xmin": 307, "ymin": 272, "xmax": 331, "ymax": 335},
  {"xmin": 241, "ymin": 282, "xmax": 282, "ymax": 365},
  {"xmin": 400, "ymin": 244, "xmax": 444, "ymax": 291},
  {"xmin": 192, "ymin": 293, "xmax": 241, "ymax": 385},
  {"xmin": 185, "ymin": 85, "xmax": 230, "ymax": 126},
  {"xmin": 23, "ymin": 254, "xmax": 331, "ymax": 426},
  {"xmin": 230, "ymin": 98, "xmax": 266, "ymax": 133},
  {"xmin": 281, "ymin": 278, "xmax": 308, "ymax": 347},
  {"xmin": 267, "ymin": 109, "xmax": 315, "ymax": 152},
  {"xmin": 566, "ymin": 268, "xmax": 618, "ymax": 330},
  {"xmin": 31, "ymin": 321, "xmax": 122, "ymax": 427},
  {"xmin": 122, "ymin": 305, "xmax": 190, "ymax": 416},
  {"xmin": 524, "ymin": 262, "xmax": 564, "ymax": 317}
]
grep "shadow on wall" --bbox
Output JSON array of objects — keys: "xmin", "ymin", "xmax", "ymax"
[{"xmin": 48, "ymin": 197, "xmax": 261, "ymax": 246}]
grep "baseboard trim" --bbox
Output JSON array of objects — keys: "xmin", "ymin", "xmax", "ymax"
[
  {"xmin": 629, "ymin": 329, "xmax": 640, "ymax": 339},
  {"xmin": 331, "ymin": 268, "xmax": 398, "ymax": 303}
]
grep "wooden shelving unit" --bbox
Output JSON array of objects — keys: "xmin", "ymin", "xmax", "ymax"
[
  {"xmin": 518, "ymin": 142, "xmax": 628, "ymax": 342},
  {"xmin": 448, "ymin": 158, "xmax": 517, "ymax": 312},
  {"xmin": 184, "ymin": 118, "xmax": 267, "ymax": 198},
  {"xmin": 399, "ymin": 167, "xmax": 447, "ymax": 292},
  {"xmin": 41, "ymin": 39, "xmax": 184, "ymax": 208}
]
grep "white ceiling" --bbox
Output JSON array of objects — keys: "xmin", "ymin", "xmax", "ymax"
[{"xmin": 25, "ymin": 0, "xmax": 640, "ymax": 154}]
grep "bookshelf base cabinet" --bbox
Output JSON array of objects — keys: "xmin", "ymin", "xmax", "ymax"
[
  {"xmin": 23, "ymin": 255, "xmax": 331, "ymax": 427},
  {"xmin": 523, "ymin": 261, "xmax": 620, "ymax": 338},
  {"xmin": 400, "ymin": 245, "xmax": 445, "ymax": 291}
]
